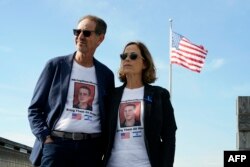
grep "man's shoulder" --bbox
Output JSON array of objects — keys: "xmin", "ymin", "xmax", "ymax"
[
  {"xmin": 43, "ymin": 53, "xmax": 74, "ymax": 69},
  {"xmin": 94, "ymin": 58, "xmax": 110, "ymax": 70},
  {"xmin": 94, "ymin": 58, "xmax": 113, "ymax": 73},
  {"xmin": 47, "ymin": 53, "xmax": 73, "ymax": 63}
]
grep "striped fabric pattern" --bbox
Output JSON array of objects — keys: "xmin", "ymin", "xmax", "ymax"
[{"xmin": 170, "ymin": 32, "xmax": 208, "ymax": 73}]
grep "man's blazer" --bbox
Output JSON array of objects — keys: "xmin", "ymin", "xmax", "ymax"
[{"xmin": 28, "ymin": 53, "xmax": 114, "ymax": 166}]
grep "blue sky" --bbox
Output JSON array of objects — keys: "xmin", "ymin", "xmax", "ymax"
[{"xmin": 1, "ymin": 0, "xmax": 250, "ymax": 166}]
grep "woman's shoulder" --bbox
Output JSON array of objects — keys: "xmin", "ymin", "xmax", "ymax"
[
  {"xmin": 114, "ymin": 85, "xmax": 125, "ymax": 91},
  {"xmin": 145, "ymin": 85, "xmax": 171, "ymax": 100},
  {"xmin": 146, "ymin": 84, "xmax": 169, "ymax": 93}
]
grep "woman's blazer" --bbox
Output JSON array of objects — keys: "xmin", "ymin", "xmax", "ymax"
[{"xmin": 104, "ymin": 84, "xmax": 177, "ymax": 167}]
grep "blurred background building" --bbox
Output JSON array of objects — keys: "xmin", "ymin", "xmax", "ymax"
[
  {"xmin": 237, "ymin": 96, "xmax": 250, "ymax": 150},
  {"xmin": 0, "ymin": 137, "xmax": 32, "ymax": 167}
]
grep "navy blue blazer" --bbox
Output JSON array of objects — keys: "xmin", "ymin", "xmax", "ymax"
[
  {"xmin": 104, "ymin": 84, "xmax": 177, "ymax": 167},
  {"xmin": 28, "ymin": 53, "xmax": 115, "ymax": 166}
]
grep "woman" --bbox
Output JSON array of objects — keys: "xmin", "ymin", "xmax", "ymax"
[{"xmin": 104, "ymin": 41, "xmax": 177, "ymax": 167}]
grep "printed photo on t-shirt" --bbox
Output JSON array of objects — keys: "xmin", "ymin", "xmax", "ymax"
[
  {"xmin": 73, "ymin": 82, "xmax": 95, "ymax": 111},
  {"xmin": 119, "ymin": 101, "xmax": 141, "ymax": 128}
]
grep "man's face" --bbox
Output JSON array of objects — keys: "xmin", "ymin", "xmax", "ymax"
[
  {"xmin": 124, "ymin": 105, "xmax": 135, "ymax": 121},
  {"xmin": 78, "ymin": 88, "xmax": 90, "ymax": 103},
  {"xmin": 74, "ymin": 19, "xmax": 103, "ymax": 54}
]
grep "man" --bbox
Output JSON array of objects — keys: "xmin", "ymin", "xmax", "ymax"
[
  {"xmin": 74, "ymin": 85, "xmax": 93, "ymax": 110},
  {"xmin": 28, "ymin": 15, "xmax": 114, "ymax": 167},
  {"xmin": 120, "ymin": 103, "xmax": 141, "ymax": 127}
]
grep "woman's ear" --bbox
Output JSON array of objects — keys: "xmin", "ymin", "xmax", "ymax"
[{"xmin": 142, "ymin": 61, "xmax": 147, "ymax": 70}]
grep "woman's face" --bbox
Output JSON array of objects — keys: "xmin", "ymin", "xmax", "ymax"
[{"xmin": 121, "ymin": 44, "xmax": 145, "ymax": 76}]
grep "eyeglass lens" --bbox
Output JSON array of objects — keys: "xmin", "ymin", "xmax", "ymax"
[
  {"xmin": 120, "ymin": 53, "xmax": 138, "ymax": 60},
  {"xmin": 73, "ymin": 29, "xmax": 94, "ymax": 37}
]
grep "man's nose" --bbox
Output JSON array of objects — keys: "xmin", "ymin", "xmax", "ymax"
[{"xmin": 78, "ymin": 32, "xmax": 86, "ymax": 39}]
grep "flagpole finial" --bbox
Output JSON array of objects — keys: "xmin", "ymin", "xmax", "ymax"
[{"xmin": 169, "ymin": 18, "xmax": 173, "ymax": 22}]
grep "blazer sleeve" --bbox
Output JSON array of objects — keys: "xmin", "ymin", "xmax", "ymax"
[
  {"xmin": 160, "ymin": 89, "xmax": 177, "ymax": 167},
  {"xmin": 28, "ymin": 60, "xmax": 55, "ymax": 143}
]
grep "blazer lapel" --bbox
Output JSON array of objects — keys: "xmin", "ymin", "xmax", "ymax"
[
  {"xmin": 60, "ymin": 53, "xmax": 74, "ymax": 110},
  {"xmin": 94, "ymin": 59, "xmax": 105, "ymax": 106},
  {"xmin": 143, "ymin": 84, "xmax": 154, "ymax": 131},
  {"xmin": 110, "ymin": 86, "xmax": 125, "ymax": 131}
]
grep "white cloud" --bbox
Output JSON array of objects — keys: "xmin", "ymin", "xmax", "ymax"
[{"xmin": 206, "ymin": 58, "xmax": 225, "ymax": 71}]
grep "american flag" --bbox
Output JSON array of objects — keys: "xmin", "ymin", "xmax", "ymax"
[
  {"xmin": 121, "ymin": 132, "xmax": 130, "ymax": 139},
  {"xmin": 72, "ymin": 112, "xmax": 82, "ymax": 120},
  {"xmin": 170, "ymin": 32, "xmax": 208, "ymax": 73}
]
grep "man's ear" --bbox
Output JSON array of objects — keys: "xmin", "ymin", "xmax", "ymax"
[{"xmin": 97, "ymin": 34, "xmax": 105, "ymax": 46}]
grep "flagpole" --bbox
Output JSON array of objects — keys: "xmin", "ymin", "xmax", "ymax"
[{"xmin": 169, "ymin": 19, "xmax": 173, "ymax": 101}]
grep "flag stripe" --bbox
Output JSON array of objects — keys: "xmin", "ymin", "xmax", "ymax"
[
  {"xmin": 171, "ymin": 60, "xmax": 201, "ymax": 73},
  {"xmin": 172, "ymin": 49, "xmax": 205, "ymax": 65},
  {"xmin": 179, "ymin": 41, "xmax": 207, "ymax": 58},
  {"xmin": 171, "ymin": 56, "xmax": 203, "ymax": 70},
  {"xmin": 170, "ymin": 32, "xmax": 208, "ymax": 73},
  {"xmin": 171, "ymin": 55, "xmax": 202, "ymax": 72},
  {"xmin": 171, "ymin": 60, "xmax": 202, "ymax": 72},
  {"xmin": 181, "ymin": 38, "xmax": 208, "ymax": 55}
]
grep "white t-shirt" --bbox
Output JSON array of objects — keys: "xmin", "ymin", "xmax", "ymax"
[
  {"xmin": 54, "ymin": 60, "xmax": 101, "ymax": 133},
  {"xmin": 107, "ymin": 86, "xmax": 151, "ymax": 167}
]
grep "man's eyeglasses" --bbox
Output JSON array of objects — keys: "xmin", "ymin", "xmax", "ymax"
[
  {"xmin": 73, "ymin": 29, "xmax": 96, "ymax": 37},
  {"xmin": 120, "ymin": 53, "xmax": 144, "ymax": 61}
]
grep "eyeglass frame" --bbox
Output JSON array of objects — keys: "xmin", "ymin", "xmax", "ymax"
[
  {"xmin": 73, "ymin": 29, "xmax": 97, "ymax": 37},
  {"xmin": 120, "ymin": 52, "xmax": 145, "ymax": 61}
]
